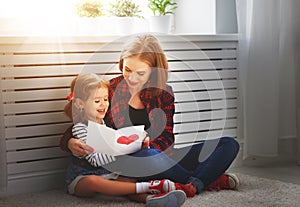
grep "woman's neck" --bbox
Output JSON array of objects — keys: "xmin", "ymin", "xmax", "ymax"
[{"xmin": 128, "ymin": 93, "xmax": 144, "ymax": 109}]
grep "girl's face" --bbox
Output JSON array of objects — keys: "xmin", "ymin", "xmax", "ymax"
[
  {"xmin": 83, "ymin": 87, "xmax": 109, "ymax": 124},
  {"xmin": 122, "ymin": 56, "xmax": 152, "ymax": 93}
]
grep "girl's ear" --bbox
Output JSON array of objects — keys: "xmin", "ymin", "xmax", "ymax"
[{"xmin": 74, "ymin": 98, "xmax": 84, "ymax": 110}]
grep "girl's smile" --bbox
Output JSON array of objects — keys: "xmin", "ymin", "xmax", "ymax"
[{"xmin": 84, "ymin": 87, "xmax": 109, "ymax": 124}]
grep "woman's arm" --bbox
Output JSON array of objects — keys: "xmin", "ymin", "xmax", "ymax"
[
  {"xmin": 59, "ymin": 125, "xmax": 93, "ymax": 156},
  {"xmin": 148, "ymin": 86, "xmax": 175, "ymax": 152},
  {"xmin": 59, "ymin": 125, "xmax": 73, "ymax": 152}
]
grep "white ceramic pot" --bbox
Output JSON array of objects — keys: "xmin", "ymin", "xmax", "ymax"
[
  {"xmin": 115, "ymin": 17, "xmax": 136, "ymax": 35},
  {"xmin": 149, "ymin": 15, "xmax": 171, "ymax": 33}
]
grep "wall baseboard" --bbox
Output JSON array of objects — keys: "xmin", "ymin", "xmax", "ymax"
[{"xmin": 232, "ymin": 137, "xmax": 297, "ymax": 167}]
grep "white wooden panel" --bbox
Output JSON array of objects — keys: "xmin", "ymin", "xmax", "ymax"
[
  {"xmin": 1, "ymin": 60, "xmax": 236, "ymax": 78},
  {"xmin": 0, "ymin": 42, "xmax": 123, "ymax": 53},
  {"xmin": 7, "ymin": 147, "xmax": 66, "ymax": 163},
  {"xmin": 5, "ymin": 112, "xmax": 68, "ymax": 126},
  {"xmin": 0, "ymin": 34, "xmax": 238, "ymax": 45},
  {"xmin": 169, "ymin": 80, "xmax": 237, "ymax": 92},
  {"xmin": 175, "ymin": 99, "xmax": 237, "ymax": 113},
  {"xmin": 1, "ymin": 64, "xmax": 119, "ymax": 78},
  {"xmin": 161, "ymin": 41, "xmax": 237, "ymax": 50},
  {"xmin": 169, "ymin": 60, "xmax": 237, "ymax": 71},
  {"xmin": 4, "ymin": 172, "xmax": 65, "ymax": 196},
  {"xmin": 1, "ymin": 77, "xmax": 73, "ymax": 90},
  {"xmin": 1, "ymin": 74, "xmax": 124, "ymax": 90},
  {"xmin": 174, "ymin": 119, "xmax": 237, "ymax": 134},
  {"xmin": 169, "ymin": 70, "xmax": 237, "ymax": 82},
  {"xmin": 174, "ymin": 128, "xmax": 237, "ymax": 144},
  {"xmin": 174, "ymin": 109, "xmax": 237, "ymax": 123},
  {"xmin": 166, "ymin": 50, "xmax": 236, "ymax": 61},
  {"xmin": 6, "ymin": 135, "xmax": 62, "ymax": 150},
  {"xmin": 0, "ymin": 41, "xmax": 237, "ymax": 54},
  {"xmin": 2, "ymin": 89, "xmax": 69, "ymax": 102},
  {"xmin": 0, "ymin": 52, "xmax": 120, "ymax": 65},
  {"xmin": 3, "ymin": 100, "xmax": 66, "ymax": 114},
  {"xmin": 5, "ymin": 123, "xmax": 71, "ymax": 139},
  {"xmin": 8, "ymin": 157, "xmax": 70, "ymax": 175},
  {"xmin": 189, "ymin": 41, "xmax": 237, "ymax": 49},
  {"xmin": 174, "ymin": 89, "xmax": 237, "ymax": 102}
]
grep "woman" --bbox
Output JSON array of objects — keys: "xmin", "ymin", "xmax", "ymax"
[{"xmin": 60, "ymin": 34, "xmax": 240, "ymax": 197}]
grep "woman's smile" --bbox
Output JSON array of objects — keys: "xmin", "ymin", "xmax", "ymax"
[
  {"xmin": 127, "ymin": 79, "xmax": 139, "ymax": 87},
  {"xmin": 122, "ymin": 56, "xmax": 152, "ymax": 92}
]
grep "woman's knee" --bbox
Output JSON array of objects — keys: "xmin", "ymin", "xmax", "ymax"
[
  {"xmin": 220, "ymin": 136, "xmax": 240, "ymax": 154},
  {"xmin": 132, "ymin": 148, "xmax": 160, "ymax": 157}
]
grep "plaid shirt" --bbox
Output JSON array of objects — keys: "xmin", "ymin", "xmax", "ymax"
[{"xmin": 104, "ymin": 75, "xmax": 175, "ymax": 152}]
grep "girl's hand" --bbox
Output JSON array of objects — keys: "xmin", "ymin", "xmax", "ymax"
[{"xmin": 68, "ymin": 138, "xmax": 94, "ymax": 157}]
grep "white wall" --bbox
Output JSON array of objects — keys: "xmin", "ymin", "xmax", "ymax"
[
  {"xmin": 174, "ymin": 0, "xmax": 216, "ymax": 34},
  {"xmin": 294, "ymin": 0, "xmax": 300, "ymax": 165},
  {"xmin": 216, "ymin": 0, "xmax": 237, "ymax": 33}
]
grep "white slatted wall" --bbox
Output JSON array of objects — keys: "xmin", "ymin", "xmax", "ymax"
[{"xmin": 0, "ymin": 35, "xmax": 238, "ymax": 196}]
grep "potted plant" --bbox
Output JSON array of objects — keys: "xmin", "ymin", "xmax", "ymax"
[
  {"xmin": 75, "ymin": 0, "xmax": 106, "ymax": 35},
  {"xmin": 108, "ymin": 0, "xmax": 143, "ymax": 18},
  {"xmin": 76, "ymin": 0, "xmax": 105, "ymax": 18},
  {"xmin": 148, "ymin": 0, "xmax": 178, "ymax": 33},
  {"xmin": 108, "ymin": 0, "xmax": 143, "ymax": 34}
]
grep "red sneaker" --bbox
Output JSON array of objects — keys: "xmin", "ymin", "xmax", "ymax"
[
  {"xmin": 175, "ymin": 182, "xmax": 196, "ymax": 197},
  {"xmin": 205, "ymin": 173, "xmax": 240, "ymax": 191},
  {"xmin": 149, "ymin": 179, "xmax": 176, "ymax": 194},
  {"xmin": 146, "ymin": 190, "xmax": 186, "ymax": 207}
]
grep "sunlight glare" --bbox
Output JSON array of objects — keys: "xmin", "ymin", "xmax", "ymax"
[{"xmin": 0, "ymin": 0, "xmax": 78, "ymax": 35}]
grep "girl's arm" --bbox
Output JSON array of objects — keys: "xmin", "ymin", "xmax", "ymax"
[
  {"xmin": 73, "ymin": 123, "xmax": 116, "ymax": 167},
  {"xmin": 60, "ymin": 125, "xmax": 93, "ymax": 156}
]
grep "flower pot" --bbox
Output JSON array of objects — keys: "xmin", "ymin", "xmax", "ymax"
[
  {"xmin": 149, "ymin": 15, "xmax": 171, "ymax": 33},
  {"xmin": 115, "ymin": 17, "xmax": 136, "ymax": 35}
]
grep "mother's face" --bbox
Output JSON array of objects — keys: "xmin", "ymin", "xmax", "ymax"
[{"xmin": 122, "ymin": 56, "xmax": 152, "ymax": 92}]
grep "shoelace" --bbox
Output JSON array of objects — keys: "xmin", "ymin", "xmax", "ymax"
[{"xmin": 175, "ymin": 183, "xmax": 195, "ymax": 197}]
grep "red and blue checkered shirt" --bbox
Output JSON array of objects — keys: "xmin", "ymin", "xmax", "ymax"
[{"xmin": 104, "ymin": 75, "xmax": 175, "ymax": 152}]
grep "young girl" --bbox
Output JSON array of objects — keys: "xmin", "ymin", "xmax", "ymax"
[{"xmin": 63, "ymin": 73, "xmax": 186, "ymax": 207}]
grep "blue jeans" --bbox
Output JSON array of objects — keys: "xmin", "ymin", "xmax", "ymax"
[{"xmin": 105, "ymin": 137, "xmax": 239, "ymax": 193}]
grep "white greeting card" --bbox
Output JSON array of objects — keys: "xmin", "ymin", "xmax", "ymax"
[{"xmin": 86, "ymin": 121, "xmax": 144, "ymax": 156}]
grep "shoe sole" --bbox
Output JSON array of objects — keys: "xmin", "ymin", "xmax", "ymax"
[
  {"xmin": 227, "ymin": 173, "xmax": 240, "ymax": 190},
  {"xmin": 146, "ymin": 190, "xmax": 186, "ymax": 207}
]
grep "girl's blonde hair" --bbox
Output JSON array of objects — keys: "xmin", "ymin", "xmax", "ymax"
[
  {"xmin": 119, "ymin": 34, "xmax": 168, "ymax": 96},
  {"xmin": 64, "ymin": 73, "xmax": 109, "ymax": 123}
]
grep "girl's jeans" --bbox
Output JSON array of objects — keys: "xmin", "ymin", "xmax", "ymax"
[{"xmin": 105, "ymin": 136, "xmax": 240, "ymax": 193}]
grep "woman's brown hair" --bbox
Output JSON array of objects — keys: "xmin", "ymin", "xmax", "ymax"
[{"xmin": 119, "ymin": 34, "xmax": 168, "ymax": 96}]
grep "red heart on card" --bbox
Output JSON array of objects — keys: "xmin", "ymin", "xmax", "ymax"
[{"xmin": 117, "ymin": 134, "xmax": 139, "ymax": 145}]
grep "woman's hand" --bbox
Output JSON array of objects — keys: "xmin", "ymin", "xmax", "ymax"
[
  {"xmin": 141, "ymin": 132, "xmax": 150, "ymax": 149},
  {"xmin": 68, "ymin": 138, "xmax": 94, "ymax": 157}
]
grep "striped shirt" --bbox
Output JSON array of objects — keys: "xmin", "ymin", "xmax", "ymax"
[{"xmin": 72, "ymin": 123, "xmax": 116, "ymax": 167}]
